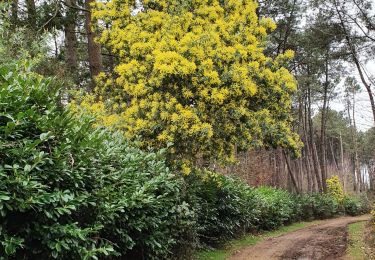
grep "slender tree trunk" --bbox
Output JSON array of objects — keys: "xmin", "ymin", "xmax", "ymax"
[
  {"xmin": 347, "ymin": 92, "xmax": 358, "ymax": 192},
  {"xmin": 350, "ymin": 48, "xmax": 375, "ymax": 125},
  {"xmin": 297, "ymin": 159, "xmax": 304, "ymax": 192},
  {"xmin": 65, "ymin": 0, "xmax": 78, "ymax": 74},
  {"xmin": 339, "ymin": 132, "xmax": 346, "ymax": 191},
  {"xmin": 308, "ymin": 84, "xmax": 323, "ymax": 192},
  {"xmin": 320, "ymin": 56, "xmax": 329, "ymax": 192},
  {"xmin": 11, "ymin": 0, "xmax": 18, "ymax": 25},
  {"xmin": 330, "ymin": 139, "xmax": 339, "ymax": 171},
  {"xmin": 313, "ymin": 141, "xmax": 323, "ymax": 191},
  {"xmin": 303, "ymin": 91, "xmax": 314, "ymax": 192},
  {"xmin": 370, "ymin": 161, "xmax": 375, "ymax": 191},
  {"xmin": 339, "ymin": 132, "xmax": 344, "ymax": 171},
  {"xmin": 84, "ymin": 0, "xmax": 103, "ymax": 82},
  {"xmin": 351, "ymin": 91, "xmax": 362, "ymax": 192},
  {"xmin": 283, "ymin": 150, "xmax": 300, "ymax": 193},
  {"xmin": 25, "ymin": 0, "xmax": 37, "ymax": 29}
]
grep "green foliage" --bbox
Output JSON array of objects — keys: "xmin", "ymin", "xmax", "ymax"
[
  {"xmin": 343, "ymin": 195, "xmax": 370, "ymax": 216},
  {"xmin": 292, "ymin": 194, "xmax": 316, "ymax": 221},
  {"xmin": 184, "ymin": 171, "xmax": 367, "ymax": 250},
  {"xmin": 310, "ymin": 193, "xmax": 340, "ymax": 218},
  {"xmin": 343, "ymin": 196, "xmax": 363, "ymax": 216},
  {"xmin": 0, "ymin": 6, "xmax": 78, "ymax": 89},
  {"xmin": 185, "ymin": 171, "xmax": 260, "ymax": 247},
  {"xmin": 0, "ymin": 63, "xmax": 194, "ymax": 259},
  {"xmin": 359, "ymin": 127, "xmax": 375, "ymax": 164},
  {"xmin": 254, "ymin": 187, "xmax": 296, "ymax": 230}
]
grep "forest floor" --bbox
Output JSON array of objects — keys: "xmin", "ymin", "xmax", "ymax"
[{"xmin": 227, "ymin": 215, "xmax": 372, "ymax": 260}]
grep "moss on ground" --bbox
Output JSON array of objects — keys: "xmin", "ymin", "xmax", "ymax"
[{"xmin": 345, "ymin": 221, "xmax": 370, "ymax": 260}]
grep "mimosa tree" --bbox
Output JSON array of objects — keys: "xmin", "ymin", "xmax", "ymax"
[{"xmin": 83, "ymin": 0, "xmax": 301, "ymax": 169}]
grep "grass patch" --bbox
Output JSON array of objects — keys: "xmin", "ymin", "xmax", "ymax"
[
  {"xmin": 195, "ymin": 220, "xmax": 322, "ymax": 260},
  {"xmin": 346, "ymin": 221, "xmax": 368, "ymax": 260}
]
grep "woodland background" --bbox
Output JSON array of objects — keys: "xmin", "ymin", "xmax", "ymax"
[{"xmin": 4, "ymin": 0, "xmax": 375, "ymax": 193}]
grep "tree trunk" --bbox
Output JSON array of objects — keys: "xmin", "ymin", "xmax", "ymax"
[
  {"xmin": 320, "ymin": 56, "xmax": 329, "ymax": 192},
  {"xmin": 339, "ymin": 132, "xmax": 346, "ymax": 191},
  {"xmin": 352, "ymin": 91, "xmax": 362, "ymax": 192},
  {"xmin": 350, "ymin": 45, "xmax": 375, "ymax": 125},
  {"xmin": 308, "ymin": 84, "xmax": 323, "ymax": 192},
  {"xmin": 304, "ymin": 101, "xmax": 313, "ymax": 192},
  {"xmin": 25, "ymin": 0, "xmax": 37, "ymax": 29},
  {"xmin": 283, "ymin": 150, "xmax": 300, "ymax": 193},
  {"xmin": 330, "ymin": 138, "xmax": 339, "ymax": 172},
  {"xmin": 65, "ymin": 0, "xmax": 78, "ymax": 74},
  {"xmin": 84, "ymin": 0, "xmax": 103, "ymax": 82},
  {"xmin": 11, "ymin": 0, "xmax": 18, "ymax": 25},
  {"xmin": 346, "ymin": 90, "xmax": 358, "ymax": 192}
]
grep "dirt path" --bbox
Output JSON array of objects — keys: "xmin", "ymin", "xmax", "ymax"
[{"xmin": 229, "ymin": 215, "xmax": 371, "ymax": 260}]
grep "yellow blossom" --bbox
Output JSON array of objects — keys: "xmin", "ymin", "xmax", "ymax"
[{"xmin": 80, "ymin": 0, "xmax": 302, "ymax": 166}]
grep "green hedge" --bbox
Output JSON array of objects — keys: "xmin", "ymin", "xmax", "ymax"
[
  {"xmin": 0, "ymin": 63, "xmax": 194, "ymax": 259},
  {"xmin": 187, "ymin": 171, "xmax": 370, "ymax": 249},
  {"xmin": 0, "ymin": 63, "xmax": 370, "ymax": 259}
]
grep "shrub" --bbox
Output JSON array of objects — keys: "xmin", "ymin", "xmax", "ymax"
[
  {"xmin": 326, "ymin": 176, "xmax": 345, "ymax": 203},
  {"xmin": 184, "ymin": 171, "xmax": 367, "ymax": 250},
  {"xmin": 343, "ymin": 196, "xmax": 363, "ymax": 216},
  {"xmin": 254, "ymin": 187, "xmax": 295, "ymax": 230},
  {"xmin": 185, "ymin": 171, "xmax": 260, "ymax": 247},
  {"xmin": 292, "ymin": 194, "xmax": 315, "ymax": 221},
  {"xmin": 0, "ymin": 63, "xmax": 194, "ymax": 259},
  {"xmin": 343, "ymin": 195, "xmax": 371, "ymax": 216},
  {"xmin": 310, "ymin": 193, "xmax": 339, "ymax": 219}
]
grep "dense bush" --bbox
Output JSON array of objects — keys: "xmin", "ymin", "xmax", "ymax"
[
  {"xmin": 343, "ymin": 195, "xmax": 370, "ymax": 216},
  {"xmin": 0, "ymin": 63, "xmax": 194, "ymax": 259},
  {"xmin": 185, "ymin": 171, "xmax": 260, "ymax": 247},
  {"xmin": 343, "ymin": 196, "xmax": 363, "ymax": 216},
  {"xmin": 186, "ymin": 171, "xmax": 370, "ymax": 249},
  {"xmin": 310, "ymin": 193, "xmax": 340, "ymax": 218},
  {"xmin": 254, "ymin": 187, "xmax": 295, "ymax": 230},
  {"xmin": 326, "ymin": 176, "xmax": 345, "ymax": 202},
  {"xmin": 293, "ymin": 194, "xmax": 316, "ymax": 221},
  {"xmin": 293, "ymin": 193, "xmax": 343, "ymax": 220}
]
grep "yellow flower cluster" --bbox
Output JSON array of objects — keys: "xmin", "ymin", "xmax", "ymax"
[
  {"xmin": 326, "ymin": 176, "xmax": 345, "ymax": 202},
  {"xmin": 84, "ymin": 0, "xmax": 301, "ymax": 166}
]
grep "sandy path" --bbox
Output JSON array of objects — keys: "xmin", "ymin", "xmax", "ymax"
[{"xmin": 229, "ymin": 215, "xmax": 371, "ymax": 260}]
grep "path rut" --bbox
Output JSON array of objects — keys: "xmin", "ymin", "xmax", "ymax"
[{"xmin": 229, "ymin": 215, "xmax": 371, "ymax": 260}]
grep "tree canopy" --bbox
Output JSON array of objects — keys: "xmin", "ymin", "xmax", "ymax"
[{"xmin": 77, "ymin": 0, "xmax": 301, "ymax": 168}]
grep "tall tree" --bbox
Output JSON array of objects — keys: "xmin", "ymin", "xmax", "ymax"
[
  {"xmin": 344, "ymin": 77, "xmax": 362, "ymax": 191},
  {"xmin": 10, "ymin": 0, "xmax": 18, "ymax": 25},
  {"xmin": 332, "ymin": 0, "xmax": 375, "ymax": 124},
  {"xmin": 25, "ymin": 0, "xmax": 37, "ymax": 29},
  {"xmin": 86, "ymin": 0, "xmax": 301, "ymax": 168},
  {"xmin": 64, "ymin": 0, "xmax": 78, "ymax": 73},
  {"xmin": 84, "ymin": 0, "xmax": 103, "ymax": 80}
]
